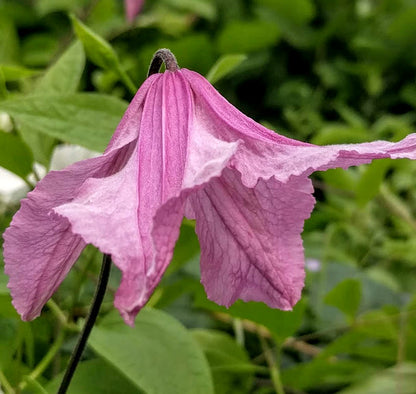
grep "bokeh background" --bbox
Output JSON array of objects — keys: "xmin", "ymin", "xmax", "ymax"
[{"xmin": 1, "ymin": 0, "xmax": 416, "ymax": 393}]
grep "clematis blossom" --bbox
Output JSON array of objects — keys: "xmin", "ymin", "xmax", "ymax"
[
  {"xmin": 4, "ymin": 50, "xmax": 416, "ymax": 326},
  {"xmin": 125, "ymin": 0, "xmax": 144, "ymax": 22}
]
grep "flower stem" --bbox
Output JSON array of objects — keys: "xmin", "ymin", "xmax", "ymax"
[
  {"xmin": 19, "ymin": 329, "xmax": 65, "ymax": 391},
  {"xmin": 259, "ymin": 334, "xmax": 285, "ymax": 394},
  {"xmin": 57, "ymin": 253, "xmax": 112, "ymax": 394},
  {"xmin": 0, "ymin": 369, "xmax": 14, "ymax": 394},
  {"xmin": 148, "ymin": 48, "xmax": 179, "ymax": 76},
  {"xmin": 117, "ymin": 65, "xmax": 137, "ymax": 95}
]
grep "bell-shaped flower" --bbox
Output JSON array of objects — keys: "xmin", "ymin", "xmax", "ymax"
[{"xmin": 4, "ymin": 51, "xmax": 416, "ymax": 326}]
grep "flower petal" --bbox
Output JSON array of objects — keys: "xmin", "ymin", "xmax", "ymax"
[
  {"xmin": 187, "ymin": 167, "xmax": 315, "ymax": 310},
  {"xmin": 3, "ymin": 74, "xmax": 156, "ymax": 321},
  {"xmin": 3, "ymin": 154, "xmax": 113, "ymax": 320}
]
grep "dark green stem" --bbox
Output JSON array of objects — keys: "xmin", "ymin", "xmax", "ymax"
[{"xmin": 57, "ymin": 254, "xmax": 112, "ymax": 394}]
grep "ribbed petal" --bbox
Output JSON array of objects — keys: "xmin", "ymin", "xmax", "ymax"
[
  {"xmin": 4, "ymin": 152, "xmax": 114, "ymax": 320},
  {"xmin": 187, "ymin": 168, "xmax": 315, "ymax": 309},
  {"xmin": 55, "ymin": 71, "xmax": 239, "ymax": 324},
  {"xmin": 3, "ymin": 76, "xmax": 155, "ymax": 321}
]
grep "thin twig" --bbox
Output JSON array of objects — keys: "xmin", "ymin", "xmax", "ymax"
[{"xmin": 57, "ymin": 254, "xmax": 112, "ymax": 394}]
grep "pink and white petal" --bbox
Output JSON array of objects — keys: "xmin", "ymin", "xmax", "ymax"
[
  {"xmin": 300, "ymin": 134, "xmax": 416, "ymax": 175},
  {"xmin": 2, "ymin": 147, "xmax": 128, "ymax": 321},
  {"xmin": 105, "ymin": 74, "xmax": 159, "ymax": 152},
  {"xmin": 180, "ymin": 69, "xmax": 306, "ymax": 146},
  {"xmin": 56, "ymin": 72, "xmax": 189, "ymax": 324},
  {"xmin": 187, "ymin": 167, "xmax": 315, "ymax": 310}
]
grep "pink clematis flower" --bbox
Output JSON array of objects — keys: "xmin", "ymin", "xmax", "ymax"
[
  {"xmin": 125, "ymin": 0, "xmax": 144, "ymax": 22},
  {"xmin": 4, "ymin": 50, "xmax": 416, "ymax": 326}
]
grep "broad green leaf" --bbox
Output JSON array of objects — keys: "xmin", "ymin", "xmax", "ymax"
[
  {"xmin": 21, "ymin": 41, "xmax": 86, "ymax": 165},
  {"xmin": 217, "ymin": 21, "xmax": 280, "ymax": 54},
  {"xmin": 0, "ymin": 132, "xmax": 33, "ymax": 179},
  {"xmin": 46, "ymin": 359, "xmax": 142, "ymax": 394},
  {"xmin": 192, "ymin": 329, "xmax": 255, "ymax": 394},
  {"xmin": 338, "ymin": 362, "xmax": 416, "ymax": 394},
  {"xmin": 355, "ymin": 159, "xmax": 390, "ymax": 206},
  {"xmin": 195, "ymin": 287, "xmax": 305, "ymax": 342},
  {"xmin": 36, "ymin": 41, "xmax": 85, "ymax": 94},
  {"xmin": 0, "ymin": 93, "xmax": 127, "ymax": 151},
  {"xmin": 206, "ymin": 54, "xmax": 247, "ymax": 84},
  {"xmin": 89, "ymin": 309, "xmax": 214, "ymax": 394},
  {"xmin": 324, "ymin": 279, "xmax": 362, "ymax": 320},
  {"xmin": 70, "ymin": 14, "xmax": 119, "ymax": 71}
]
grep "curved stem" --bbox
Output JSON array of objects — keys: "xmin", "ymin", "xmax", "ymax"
[
  {"xmin": 148, "ymin": 48, "xmax": 179, "ymax": 77},
  {"xmin": 19, "ymin": 329, "xmax": 65, "ymax": 391},
  {"xmin": 57, "ymin": 254, "xmax": 112, "ymax": 394},
  {"xmin": 0, "ymin": 369, "xmax": 14, "ymax": 394},
  {"xmin": 259, "ymin": 334, "xmax": 285, "ymax": 394}
]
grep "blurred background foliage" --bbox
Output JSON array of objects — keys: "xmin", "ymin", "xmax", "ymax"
[{"xmin": 1, "ymin": 0, "xmax": 416, "ymax": 393}]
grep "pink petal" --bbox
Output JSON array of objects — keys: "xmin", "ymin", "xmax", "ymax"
[
  {"xmin": 3, "ymin": 154, "xmax": 111, "ymax": 320},
  {"xmin": 187, "ymin": 168, "xmax": 315, "ymax": 309},
  {"xmin": 125, "ymin": 0, "xmax": 144, "ymax": 22},
  {"xmin": 3, "ymin": 76, "xmax": 155, "ymax": 321}
]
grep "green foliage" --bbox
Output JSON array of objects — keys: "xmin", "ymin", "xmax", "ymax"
[
  {"xmin": 324, "ymin": 279, "xmax": 362, "ymax": 321},
  {"xmin": 0, "ymin": 94, "xmax": 127, "ymax": 151},
  {"xmin": 88, "ymin": 309, "xmax": 214, "ymax": 394},
  {"xmin": 206, "ymin": 54, "xmax": 247, "ymax": 84},
  {"xmin": 192, "ymin": 329, "xmax": 255, "ymax": 394}
]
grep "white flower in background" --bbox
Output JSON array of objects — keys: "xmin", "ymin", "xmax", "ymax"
[
  {"xmin": 0, "ymin": 112, "xmax": 13, "ymax": 133},
  {"xmin": 50, "ymin": 145, "xmax": 100, "ymax": 171},
  {"xmin": 305, "ymin": 258, "xmax": 321, "ymax": 272},
  {"xmin": 0, "ymin": 145, "xmax": 99, "ymax": 207}
]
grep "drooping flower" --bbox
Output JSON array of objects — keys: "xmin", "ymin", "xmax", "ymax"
[
  {"xmin": 4, "ymin": 50, "xmax": 416, "ymax": 326},
  {"xmin": 125, "ymin": 0, "xmax": 144, "ymax": 22}
]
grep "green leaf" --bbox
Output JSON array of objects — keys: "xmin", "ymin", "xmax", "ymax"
[
  {"xmin": 311, "ymin": 125, "xmax": 370, "ymax": 145},
  {"xmin": 0, "ymin": 93, "xmax": 127, "ymax": 151},
  {"xmin": 283, "ymin": 358, "xmax": 377, "ymax": 391},
  {"xmin": 192, "ymin": 329, "xmax": 255, "ymax": 394},
  {"xmin": 70, "ymin": 15, "xmax": 136, "ymax": 94},
  {"xmin": 206, "ymin": 54, "xmax": 247, "ymax": 84},
  {"xmin": 89, "ymin": 309, "xmax": 214, "ymax": 394},
  {"xmin": 217, "ymin": 21, "xmax": 280, "ymax": 54},
  {"xmin": 0, "ymin": 14, "xmax": 19, "ymax": 63},
  {"xmin": 195, "ymin": 288, "xmax": 305, "ymax": 342},
  {"xmin": 324, "ymin": 279, "xmax": 362, "ymax": 320},
  {"xmin": 355, "ymin": 159, "xmax": 391, "ymax": 206},
  {"xmin": 46, "ymin": 359, "xmax": 142, "ymax": 394},
  {"xmin": 0, "ymin": 65, "xmax": 38, "ymax": 82},
  {"xmin": 0, "ymin": 132, "xmax": 33, "ymax": 179},
  {"xmin": 338, "ymin": 362, "xmax": 416, "ymax": 394},
  {"xmin": 36, "ymin": 41, "xmax": 85, "ymax": 94},
  {"xmin": 21, "ymin": 40, "xmax": 86, "ymax": 165},
  {"xmin": 70, "ymin": 14, "xmax": 119, "ymax": 71}
]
